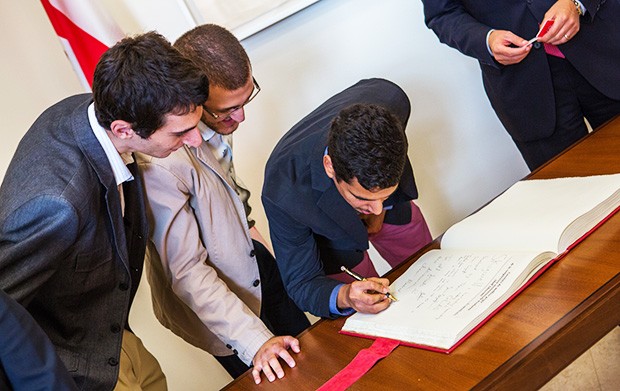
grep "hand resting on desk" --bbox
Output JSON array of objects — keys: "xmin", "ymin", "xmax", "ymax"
[
  {"xmin": 337, "ymin": 278, "xmax": 392, "ymax": 313},
  {"xmin": 251, "ymin": 335, "xmax": 301, "ymax": 384}
]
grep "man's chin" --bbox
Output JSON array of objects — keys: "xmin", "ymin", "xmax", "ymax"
[
  {"xmin": 156, "ymin": 148, "xmax": 180, "ymax": 158},
  {"xmin": 216, "ymin": 123, "xmax": 239, "ymax": 135},
  {"xmin": 156, "ymin": 151, "xmax": 173, "ymax": 159}
]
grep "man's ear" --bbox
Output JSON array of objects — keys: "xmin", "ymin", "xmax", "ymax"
[
  {"xmin": 323, "ymin": 154, "xmax": 335, "ymax": 179},
  {"xmin": 109, "ymin": 120, "xmax": 135, "ymax": 140}
]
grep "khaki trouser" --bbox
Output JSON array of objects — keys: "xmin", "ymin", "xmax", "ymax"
[{"xmin": 114, "ymin": 330, "xmax": 167, "ymax": 391}]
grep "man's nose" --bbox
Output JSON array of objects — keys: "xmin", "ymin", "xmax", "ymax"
[
  {"xmin": 183, "ymin": 127, "xmax": 202, "ymax": 148},
  {"xmin": 368, "ymin": 200, "xmax": 383, "ymax": 215},
  {"xmin": 228, "ymin": 107, "xmax": 245, "ymax": 123}
]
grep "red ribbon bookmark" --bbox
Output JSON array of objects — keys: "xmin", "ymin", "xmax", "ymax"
[{"xmin": 317, "ymin": 338, "xmax": 400, "ymax": 391}]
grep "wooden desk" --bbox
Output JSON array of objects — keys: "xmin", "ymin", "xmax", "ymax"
[{"xmin": 224, "ymin": 117, "xmax": 620, "ymax": 390}]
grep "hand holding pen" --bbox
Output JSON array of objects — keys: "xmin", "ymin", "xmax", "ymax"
[{"xmin": 340, "ymin": 266, "xmax": 398, "ymax": 302}]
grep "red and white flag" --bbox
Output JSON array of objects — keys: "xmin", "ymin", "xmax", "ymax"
[{"xmin": 41, "ymin": 0, "xmax": 124, "ymax": 90}]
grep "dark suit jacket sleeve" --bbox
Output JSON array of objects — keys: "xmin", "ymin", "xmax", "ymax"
[
  {"xmin": 0, "ymin": 289, "xmax": 78, "ymax": 391},
  {"xmin": 422, "ymin": 0, "xmax": 608, "ymax": 65},
  {"xmin": 0, "ymin": 196, "xmax": 79, "ymax": 304},
  {"xmin": 422, "ymin": 0, "xmax": 497, "ymax": 66},
  {"xmin": 263, "ymin": 197, "xmax": 342, "ymax": 319}
]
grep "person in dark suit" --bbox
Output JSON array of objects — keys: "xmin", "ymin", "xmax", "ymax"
[
  {"xmin": 0, "ymin": 289, "xmax": 77, "ymax": 391},
  {"xmin": 0, "ymin": 32, "xmax": 209, "ymax": 391},
  {"xmin": 262, "ymin": 78, "xmax": 432, "ymax": 319},
  {"xmin": 421, "ymin": 0, "xmax": 620, "ymax": 170}
]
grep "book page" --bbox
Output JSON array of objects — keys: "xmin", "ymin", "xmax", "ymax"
[
  {"xmin": 342, "ymin": 249, "xmax": 554, "ymax": 350},
  {"xmin": 441, "ymin": 174, "xmax": 620, "ymax": 253}
]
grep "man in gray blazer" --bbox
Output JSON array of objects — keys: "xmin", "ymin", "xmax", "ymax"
[
  {"xmin": 137, "ymin": 24, "xmax": 309, "ymax": 385},
  {"xmin": 0, "ymin": 32, "xmax": 209, "ymax": 391}
]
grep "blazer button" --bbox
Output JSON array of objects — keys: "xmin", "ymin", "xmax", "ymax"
[
  {"xmin": 108, "ymin": 357, "xmax": 119, "ymax": 366},
  {"xmin": 110, "ymin": 323, "xmax": 121, "ymax": 334},
  {"xmin": 226, "ymin": 344, "xmax": 232, "ymax": 349},
  {"xmin": 249, "ymin": 250, "xmax": 256, "ymax": 257},
  {"xmin": 533, "ymin": 42, "xmax": 542, "ymax": 50},
  {"xmin": 253, "ymin": 279, "xmax": 260, "ymax": 287},
  {"xmin": 233, "ymin": 349, "xmax": 238, "ymax": 355},
  {"xmin": 119, "ymin": 282, "xmax": 129, "ymax": 291}
]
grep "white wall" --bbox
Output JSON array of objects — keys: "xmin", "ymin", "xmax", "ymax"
[{"xmin": 0, "ymin": 0, "xmax": 529, "ymax": 390}]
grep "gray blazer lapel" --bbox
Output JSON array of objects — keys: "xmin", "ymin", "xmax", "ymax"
[{"xmin": 70, "ymin": 98, "xmax": 130, "ymax": 269}]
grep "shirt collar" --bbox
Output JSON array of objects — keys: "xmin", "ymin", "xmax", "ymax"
[
  {"xmin": 198, "ymin": 121, "xmax": 216, "ymax": 142},
  {"xmin": 88, "ymin": 103, "xmax": 134, "ymax": 186}
]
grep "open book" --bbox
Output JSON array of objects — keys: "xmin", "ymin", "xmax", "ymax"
[{"xmin": 341, "ymin": 173, "xmax": 620, "ymax": 353}]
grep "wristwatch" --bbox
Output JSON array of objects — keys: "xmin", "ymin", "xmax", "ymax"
[{"xmin": 572, "ymin": 0, "xmax": 584, "ymax": 16}]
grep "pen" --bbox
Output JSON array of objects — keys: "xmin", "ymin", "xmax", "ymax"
[
  {"xmin": 525, "ymin": 19, "xmax": 555, "ymax": 46},
  {"xmin": 340, "ymin": 266, "xmax": 398, "ymax": 302}
]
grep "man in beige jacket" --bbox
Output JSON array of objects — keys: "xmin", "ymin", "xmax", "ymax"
[{"xmin": 136, "ymin": 24, "xmax": 309, "ymax": 385}]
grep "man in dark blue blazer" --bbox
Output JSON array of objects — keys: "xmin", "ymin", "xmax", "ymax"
[
  {"xmin": 262, "ymin": 78, "xmax": 431, "ymax": 319},
  {"xmin": 422, "ymin": 0, "xmax": 620, "ymax": 170},
  {"xmin": 0, "ymin": 32, "xmax": 209, "ymax": 390},
  {"xmin": 0, "ymin": 289, "xmax": 77, "ymax": 390}
]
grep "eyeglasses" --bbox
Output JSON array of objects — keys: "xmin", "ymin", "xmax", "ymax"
[{"xmin": 203, "ymin": 77, "xmax": 261, "ymax": 121}]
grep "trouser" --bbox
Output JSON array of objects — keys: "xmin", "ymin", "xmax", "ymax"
[
  {"xmin": 114, "ymin": 330, "xmax": 167, "ymax": 391},
  {"xmin": 329, "ymin": 201, "xmax": 432, "ymax": 283},
  {"xmin": 215, "ymin": 239, "xmax": 310, "ymax": 378},
  {"xmin": 514, "ymin": 55, "xmax": 620, "ymax": 171}
]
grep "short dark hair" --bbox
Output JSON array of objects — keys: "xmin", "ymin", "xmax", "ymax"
[
  {"xmin": 92, "ymin": 31, "xmax": 210, "ymax": 138},
  {"xmin": 327, "ymin": 104, "xmax": 407, "ymax": 190},
  {"xmin": 174, "ymin": 24, "xmax": 251, "ymax": 90}
]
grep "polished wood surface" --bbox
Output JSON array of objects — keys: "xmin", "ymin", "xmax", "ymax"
[{"xmin": 223, "ymin": 117, "xmax": 620, "ymax": 390}]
